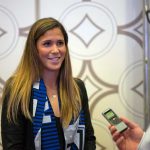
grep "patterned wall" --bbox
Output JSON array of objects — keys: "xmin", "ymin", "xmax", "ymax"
[{"xmin": 0, "ymin": 0, "xmax": 144, "ymax": 149}]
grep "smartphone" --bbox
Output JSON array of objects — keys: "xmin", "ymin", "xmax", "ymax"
[{"xmin": 102, "ymin": 108, "xmax": 128, "ymax": 133}]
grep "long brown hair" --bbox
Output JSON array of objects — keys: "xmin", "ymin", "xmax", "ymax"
[{"xmin": 2, "ymin": 17, "xmax": 81, "ymax": 127}]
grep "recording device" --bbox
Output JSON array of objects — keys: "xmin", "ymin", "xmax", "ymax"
[{"xmin": 102, "ymin": 108, "xmax": 128, "ymax": 133}]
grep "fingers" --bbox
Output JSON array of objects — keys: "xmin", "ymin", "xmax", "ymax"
[
  {"xmin": 109, "ymin": 125, "xmax": 124, "ymax": 144},
  {"xmin": 109, "ymin": 125, "xmax": 116, "ymax": 134},
  {"xmin": 120, "ymin": 117, "xmax": 139, "ymax": 129},
  {"xmin": 115, "ymin": 136, "xmax": 125, "ymax": 147}
]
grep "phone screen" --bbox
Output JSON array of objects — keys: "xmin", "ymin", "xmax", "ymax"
[{"xmin": 105, "ymin": 110, "xmax": 115, "ymax": 120}]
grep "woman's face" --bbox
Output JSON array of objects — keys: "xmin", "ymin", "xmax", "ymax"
[{"xmin": 36, "ymin": 27, "xmax": 66, "ymax": 74}]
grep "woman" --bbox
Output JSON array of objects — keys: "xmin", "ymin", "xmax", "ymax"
[{"xmin": 1, "ymin": 17, "xmax": 96, "ymax": 150}]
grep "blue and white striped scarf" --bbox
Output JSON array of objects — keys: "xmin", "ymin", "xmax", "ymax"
[{"xmin": 32, "ymin": 79, "xmax": 86, "ymax": 150}]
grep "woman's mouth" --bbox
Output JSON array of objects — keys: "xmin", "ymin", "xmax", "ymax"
[{"xmin": 48, "ymin": 57, "xmax": 60, "ymax": 63}]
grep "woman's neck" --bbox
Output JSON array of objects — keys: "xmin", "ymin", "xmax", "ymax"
[{"xmin": 42, "ymin": 70, "xmax": 58, "ymax": 90}]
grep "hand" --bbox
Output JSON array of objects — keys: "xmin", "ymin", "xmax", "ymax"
[{"xmin": 109, "ymin": 117, "xmax": 144, "ymax": 150}]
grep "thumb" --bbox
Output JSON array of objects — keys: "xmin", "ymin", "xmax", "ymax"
[{"xmin": 120, "ymin": 117, "xmax": 139, "ymax": 129}]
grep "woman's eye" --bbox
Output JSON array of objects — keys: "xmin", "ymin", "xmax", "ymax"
[
  {"xmin": 57, "ymin": 40, "xmax": 65, "ymax": 47},
  {"xmin": 43, "ymin": 41, "xmax": 52, "ymax": 47}
]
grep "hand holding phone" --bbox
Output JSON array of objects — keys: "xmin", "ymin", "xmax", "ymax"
[{"xmin": 102, "ymin": 108, "xmax": 128, "ymax": 133}]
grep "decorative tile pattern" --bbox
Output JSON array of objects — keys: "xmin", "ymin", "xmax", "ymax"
[{"xmin": 0, "ymin": 0, "xmax": 144, "ymax": 149}]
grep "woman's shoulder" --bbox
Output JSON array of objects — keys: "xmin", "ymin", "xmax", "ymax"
[
  {"xmin": 3, "ymin": 76, "xmax": 14, "ymax": 92},
  {"xmin": 74, "ymin": 78, "xmax": 87, "ymax": 95},
  {"xmin": 74, "ymin": 78, "xmax": 89, "ymax": 108},
  {"xmin": 4, "ymin": 76, "xmax": 14, "ymax": 87},
  {"xmin": 74, "ymin": 78, "xmax": 84, "ymax": 85},
  {"xmin": 1, "ymin": 76, "xmax": 15, "ymax": 103}
]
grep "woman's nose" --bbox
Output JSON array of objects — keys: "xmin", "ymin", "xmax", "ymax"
[{"xmin": 51, "ymin": 44, "xmax": 59, "ymax": 53}]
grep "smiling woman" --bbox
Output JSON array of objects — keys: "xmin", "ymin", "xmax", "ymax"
[
  {"xmin": 1, "ymin": 17, "xmax": 96, "ymax": 150},
  {"xmin": 36, "ymin": 28, "xmax": 66, "ymax": 73}
]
